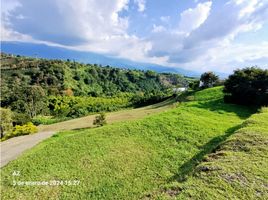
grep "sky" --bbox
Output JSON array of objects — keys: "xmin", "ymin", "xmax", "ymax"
[{"xmin": 1, "ymin": 0, "xmax": 268, "ymax": 74}]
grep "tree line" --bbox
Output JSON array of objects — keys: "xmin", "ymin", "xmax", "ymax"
[{"xmin": 0, "ymin": 53, "xmax": 193, "ymax": 139}]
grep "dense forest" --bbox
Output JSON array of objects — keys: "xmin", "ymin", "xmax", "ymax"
[{"xmin": 0, "ymin": 52, "xmax": 193, "ymax": 128}]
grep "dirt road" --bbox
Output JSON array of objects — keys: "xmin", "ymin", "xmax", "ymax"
[{"xmin": 0, "ymin": 131, "xmax": 54, "ymax": 167}]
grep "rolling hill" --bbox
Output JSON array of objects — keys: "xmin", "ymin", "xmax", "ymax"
[{"xmin": 1, "ymin": 87, "xmax": 266, "ymax": 199}]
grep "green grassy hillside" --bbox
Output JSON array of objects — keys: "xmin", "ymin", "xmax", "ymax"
[
  {"xmin": 1, "ymin": 87, "xmax": 262, "ymax": 199},
  {"xmin": 172, "ymin": 107, "xmax": 268, "ymax": 200},
  {"xmin": 1, "ymin": 52, "xmax": 189, "ymax": 97},
  {"xmin": 1, "ymin": 53, "xmax": 194, "ymax": 125}
]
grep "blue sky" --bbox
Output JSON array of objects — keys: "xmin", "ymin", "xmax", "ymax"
[{"xmin": 1, "ymin": 0, "xmax": 268, "ymax": 73}]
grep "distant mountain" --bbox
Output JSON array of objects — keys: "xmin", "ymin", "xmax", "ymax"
[{"xmin": 1, "ymin": 42, "xmax": 199, "ymax": 77}]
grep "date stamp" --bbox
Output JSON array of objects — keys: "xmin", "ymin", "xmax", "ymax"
[
  {"xmin": 12, "ymin": 170, "xmax": 80, "ymax": 186},
  {"xmin": 13, "ymin": 180, "xmax": 80, "ymax": 186}
]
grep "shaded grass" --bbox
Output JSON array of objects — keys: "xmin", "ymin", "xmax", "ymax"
[
  {"xmin": 0, "ymin": 87, "xmax": 256, "ymax": 199},
  {"xmin": 170, "ymin": 124, "xmax": 242, "ymax": 183},
  {"xmin": 160, "ymin": 108, "xmax": 268, "ymax": 200}
]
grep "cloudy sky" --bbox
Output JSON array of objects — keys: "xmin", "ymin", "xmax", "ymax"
[{"xmin": 1, "ymin": 0, "xmax": 268, "ymax": 73}]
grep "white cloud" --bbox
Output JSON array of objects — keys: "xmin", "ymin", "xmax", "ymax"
[
  {"xmin": 152, "ymin": 24, "xmax": 166, "ymax": 33},
  {"xmin": 148, "ymin": 0, "xmax": 268, "ymax": 73},
  {"xmin": 1, "ymin": 25, "xmax": 32, "ymax": 42},
  {"xmin": 2, "ymin": 0, "xmax": 130, "ymax": 43},
  {"xmin": 183, "ymin": 0, "xmax": 268, "ymax": 49},
  {"xmin": 160, "ymin": 16, "xmax": 170, "ymax": 23},
  {"xmin": 148, "ymin": 1, "xmax": 213, "ymax": 60},
  {"xmin": 178, "ymin": 1, "xmax": 212, "ymax": 34},
  {"xmin": 134, "ymin": 0, "xmax": 146, "ymax": 12},
  {"xmin": 175, "ymin": 42, "xmax": 268, "ymax": 73},
  {"xmin": 1, "ymin": 0, "xmax": 153, "ymax": 62},
  {"xmin": 1, "ymin": 0, "xmax": 268, "ymax": 74}
]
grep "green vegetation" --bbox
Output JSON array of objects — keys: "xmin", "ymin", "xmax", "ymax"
[
  {"xmin": 200, "ymin": 71, "xmax": 219, "ymax": 88},
  {"xmin": 3, "ymin": 122, "xmax": 38, "ymax": 140},
  {"xmin": 0, "ymin": 53, "xmax": 194, "ymax": 133},
  {"xmin": 38, "ymin": 98, "xmax": 176, "ymax": 133},
  {"xmin": 0, "ymin": 108, "xmax": 38, "ymax": 141},
  {"xmin": 32, "ymin": 116, "xmax": 70, "ymax": 125},
  {"xmin": 1, "ymin": 53, "xmax": 189, "ymax": 101},
  {"xmin": 0, "ymin": 108, "xmax": 13, "ymax": 138},
  {"xmin": 193, "ymin": 86, "xmax": 224, "ymax": 101},
  {"xmin": 2, "ymin": 87, "xmax": 262, "ymax": 199},
  {"xmin": 224, "ymin": 67, "xmax": 268, "ymax": 106},
  {"xmin": 48, "ymin": 95, "xmax": 131, "ymax": 118},
  {"xmin": 170, "ymin": 107, "xmax": 268, "ymax": 199},
  {"xmin": 1, "ymin": 53, "xmax": 267, "ymax": 198},
  {"xmin": 93, "ymin": 113, "xmax": 107, "ymax": 127}
]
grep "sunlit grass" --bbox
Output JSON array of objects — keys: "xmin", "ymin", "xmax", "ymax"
[{"xmin": 1, "ymin": 87, "xmax": 258, "ymax": 199}]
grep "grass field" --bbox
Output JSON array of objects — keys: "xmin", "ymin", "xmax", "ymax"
[
  {"xmin": 171, "ymin": 107, "xmax": 268, "ymax": 200},
  {"xmin": 1, "ymin": 87, "xmax": 264, "ymax": 199}
]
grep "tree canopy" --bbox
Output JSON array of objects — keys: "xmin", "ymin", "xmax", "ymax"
[
  {"xmin": 200, "ymin": 72, "xmax": 219, "ymax": 88},
  {"xmin": 224, "ymin": 67, "xmax": 268, "ymax": 106}
]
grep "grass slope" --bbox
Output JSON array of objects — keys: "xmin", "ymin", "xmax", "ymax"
[
  {"xmin": 0, "ymin": 87, "xmax": 256, "ymax": 199},
  {"xmin": 172, "ymin": 107, "xmax": 268, "ymax": 200}
]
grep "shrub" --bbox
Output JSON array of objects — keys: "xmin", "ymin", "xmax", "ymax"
[
  {"xmin": 93, "ymin": 113, "xmax": 107, "ymax": 127},
  {"xmin": 12, "ymin": 112, "xmax": 30, "ymax": 125},
  {"xmin": 189, "ymin": 80, "xmax": 200, "ymax": 90},
  {"xmin": 0, "ymin": 108, "xmax": 13, "ymax": 139},
  {"xmin": 224, "ymin": 67, "xmax": 268, "ymax": 106},
  {"xmin": 32, "ymin": 116, "xmax": 70, "ymax": 125},
  {"xmin": 5, "ymin": 122, "xmax": 38, "ymax": 139}
]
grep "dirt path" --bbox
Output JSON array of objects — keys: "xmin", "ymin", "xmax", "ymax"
[
  {"xmin": 38, "ymin": 99, "xmax": 175, "ymax": 132},
  {"xmin": 0, "ymin": 99, "xmax": 175, "ymax": 168},
  {"xmin": 0, "ymin": 131, "xmax": 55, "ymax": 167}
]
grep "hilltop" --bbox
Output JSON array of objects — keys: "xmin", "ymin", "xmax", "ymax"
[{"xmin": 0, "ymin": 52, "xmax": 191, "ymax": 97}]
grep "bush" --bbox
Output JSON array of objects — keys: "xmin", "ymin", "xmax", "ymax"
[
  {"xmin": 0, "ymin": 108, "xmax": 13, "ymax": 139},
  {"xmin": 4, "ymin": 122, "xmax": 38, "ymax": 139},
  {"xmin": 189, "ymin": 80, "xmax": 200, "ymax": 90},
  {"xmin": 32, "ymin": 116, "xmax": 69, "ymax": 125},
  {"xmin": 93, "ymin": 113, "xmax": 107, "ymax": 127},
  {"xmin": 12, "ymin": 112, "xmax": 30, "ymax": 125},
  {"xmin": 224, "ymin": 67, "xmax": 268, "ymax": 106}
]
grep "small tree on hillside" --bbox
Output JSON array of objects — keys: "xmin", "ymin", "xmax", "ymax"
[
  {"xmin": 22, "ymin": 85, "xmax": 48, "ymax": 118},
  {"xmin": 0, "ymin": 108, "xmax": 13, "ymax": 138},
  {"xmin": 200, "ymin": 72, "xmax": 219, "ymax": 88},
  {"xmin": 224, "ymin": 67, "xmax": 268, "ymax": 106},
  {"xmin": 93, "ymin": 113, "xmax": 107, "ymax": 127}
]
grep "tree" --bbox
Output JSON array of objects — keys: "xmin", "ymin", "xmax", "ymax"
[
  {"xmin": 200, "ymin": 72, "xmax": 219, "ymax": 88},
  {"xmin": 93, "ymin": 113, "xmax": 107, "ymax": 127},
  {"xmin": 224, "ymin": 67, "xmax": 268, "ymax": 106},
  {"xmin": 189, "ymin": 80, "xmax": 200, "ymax": 90},
  {"xmin": 23, "ymin": 86, "xmax": 48, "ymax": 118},
  {"xmin": 0, "ymin": 108, "xmax": 13, "ymax": 138},
  {"xmin": 8, "ymin": 85, "xmax": 48, "ymax": 118},
  {"xmin": 145, "ymin": 70, "xmax": 157, "ymax": 78}
]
